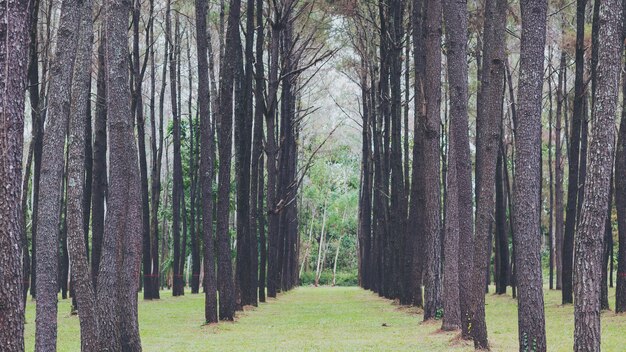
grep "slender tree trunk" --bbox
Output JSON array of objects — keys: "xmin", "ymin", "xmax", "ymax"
[
  {"xmin": 35, "ymin": 0, "xmax": 83, "ymax": 346},
  {"xmin": 441, "ymin": 0, "xmax": 469, "ymax": 332},
  {"xmin": 616, "ymin": 6, "xmax": 626, "ymax": 313},
  {"xmin": 555, "ymin": 51, "xmax": 566, "ymax": 290},
  {"xmin": 513, "ymin": 1, "xmax": 548, "ymax": 350},
  {"xmin": 409, "ymin": 0, "xmax": 425, "ymax": 308},
  {"xmin": 563, "ymin": 0, "xmax": 587, "ymax": 305},
  {"xmin": 574, "ymin": 1, "xmax": 622, "ymax": 349},
  {"xmin": 0, "ymin": 0, "xmax": 30, "ymax": 348},
  {"xmin": 215, "ymin": 0, "xmax": 242, "ymax": 320},
  {"xmin": 469, "ymin": 0, "xmax": 507, "ymax": 346},
  {"xmin": 66, "ymin": 1, "xmax": 98, "ymax": 347},
  {"xmin": 133, "ymin": 0, "xmax": 152, "ymax": 301},
  {"xmin": 91, "ymin": 27, "xmax": 107, "ymax": 290},
  {"xmin": 196, "ymin": 0, "xmax": 217, "ymax": 324}
]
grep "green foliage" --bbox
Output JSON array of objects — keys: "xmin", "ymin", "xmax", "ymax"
[{"xmin": 299, "ymin": 270, "xmax": 358, "ymax": 286}]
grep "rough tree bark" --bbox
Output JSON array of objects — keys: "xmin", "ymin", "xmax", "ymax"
[
  {"xmin": 441, "ymin": 0, "xmax": 469, "ymax": 332},
  {"xmin": 96, "ymin": 0, "xmax": 144, "ymax": 349},
  {"xmin": 470, "ymin": 0, "xmax": 507, "ymax": 347},
  {"xmin": 65, "ymin": 0, "xmax": 98, "ymax": 348},
  {"xmin": 422, "ymin": 0, "xmax": 442, "ymax": 321},
  {"xmin": 35, "ymin": 0, "xmax": 82, "ymax": 347},
  {"xmin": 91, "ymin": 27, "xmax": 107, "ymax": 290},
  {"xmin": 195, "ymin": 0, "xmax": 218, "ymax": 322},
  {"xmin": 0, "ymin": 0, "xmax": 30, "ymax": 349},
  {"xmin": 573, "ymin": 0, "xmax": 622, "ymax": 349},
  {"xmin": 563, "ymin": 0, "xmax": 587, "ymax": 305},
  {"xmin": 512, "ymin": 1, "xmax": 548, "ymax": 350},
  {"xmin": 616, "ymin": 2, "xmax": 626, "ymax": 312},
  {"xmin": 216, "ymin": 0, "xmax": 242, "ymax": 320}
]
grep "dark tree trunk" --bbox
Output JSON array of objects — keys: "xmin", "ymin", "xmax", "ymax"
[
  {"xmin": 408, "ymin": 0, "xmax": 425, "ymax": 308},
  {"xmin": 563, "ymin": 0, "xmax": 587, "ymax": 305},
  {"xmin": 235, "ymin": 0, "xmax": 254, "ymax": 307},
  {"xmin": 25, "ymin": 0, "xmax": 41, "ymax": 302},
  {"xmin": 422, "ymin": 0, "xmax": 442, "ymax": 321},
  {"xmin": 35, "ymin": 0, "xmax": 82, "ymax": 346},
  {"xmin": 441, "ymin": 0, "xmax": 469, "ymax": 331},
  {"xmin": 195, "ymin": 0, "xmax": 218, "ymax": 322},
  {"xmin": 512, "ymin": 1, "xmax": 548, "ymax": 350},
  {"xmin": 470, "ymin": 0, "xmax": 507, "ymax": 346},
  {"xmin": 148, "ymin": 0, "xmax": 161, "ymax": 300},
  {"xmin": 495, "ymin": 146, "xmax": 510, "ymax": 295},
  {"xmin": 616, "ymin": 4, "xmax": 626, "ymax": 313},
  {"xmin": 216, "ymin": 0, "xmax": 242, "ymax": 320},
  {"xmin": 168, "ymin": 1, "xmax": 184, "ymax": 297},
  {"xmin": 97, "ymin": 0, "xmax": 144, "ymax": 348},
  {"xmin": 0, "ymin": 0, "xmax": 29, "ymax": 348},
  {"xmin": 133, "ymin": 0, "xmax": 152, "ymax": 301},
  {"xmin": 66, "ymin": 2, "xmax": 98, "ymax": 348},
  {"xmin": 601, "ymin": 177, "xmax": 614, "ymax": 310},
  {"xmin": 91, "ymin": 27, "xmax": 107, "ymax": 290},
  {"xmin": 573, "ymin": 1, "xmax": 622, "ymax": 349},
  {"xmin": 250, "ymin": 0, "xmax": 267, "ymax": 302},
  {"xmin": 555, "ymin": 51, "xmax": 566, "ymax": 290}
]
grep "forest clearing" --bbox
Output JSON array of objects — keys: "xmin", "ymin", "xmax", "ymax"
[{"xmin": 23, "ymin": 287, "xmax": 626, "ymax": 351}]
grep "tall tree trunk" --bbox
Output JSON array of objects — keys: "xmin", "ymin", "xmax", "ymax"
[
  {"xmin": 495, "ymin": 146, "xmax": 510, "ymax": 295},
  {"xmin": 134, "ymin": 0, "xmax": 152, "ymax": 301},
  {"xmin": 574, "ymin": 0, "xmax": 622, "ymax": 349},
  {"xmin": 216, "ymin": 0, "xmax": 242, "ymax": 320},
  {"xmin": 563, "ymin": 0, "xmax": 587, "ymax": 305},
  {"xmin": 422, "ymin": 0, "xmax": 442, "ymax": 321},
  {"xmin": 35, "ymin": 0, "xmax": 83, "ymax": 346},
  {"xmin": 66, "ymin": 1, "xmax": 98, "ymax": 348},
  {"xmin": 0, "ymin": 0, "xmax": 29, "ymax": 348},
  {"xmin": 441, "ymin": 0, "xmax": 469, "ymax": 332},
  {"xmin": 97, "ymin": 0, "xmax": 144, "ymax": 348},
  {"xmin": 471, "ymin": 0, "xmax": 506, "ymax": 346},
  {"xmin": 195, "ymin": 0, "xmax": 217, "ymax": 319},
  {"xmin": 555, "ymin": 51, "xmax": 565, "ymax": 290},
  {"xmin": 91, "ymin": 27, "xmax": 107, "ymax": 290},
  {"xmin": 234, "ymin": 0, "xmax": 255, "ymax": 307},
  {"xmin": 148, "ymin": 0, "xmax": 161, "ymax": 300},
  {"xmin": 513, "ymin": 1, "xmax": 548, "ymax": 350},
  {"xmin": 616, "ymin": 3, "xmax": 626, "ymax": 313},
  {"xmin": 408, "ymin": 0, "xmax": 425, "ymax": 308},
  {"xmin": 253, "ymin": 0, "xmax": 266, "ymax": 304},
  {"xmin": 168, "ymin": 0, "xmax": 184, "ymax": 297},
  {"xmin": 26, "ymin": 0, "xmax": 41, "ymax": 302}
]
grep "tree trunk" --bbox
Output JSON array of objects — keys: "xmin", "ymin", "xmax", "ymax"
[
  {"xmin": 513, "ymin": 1, "xmax": 548, "ymax": 350},
  {"xmin": 422, "ymin": 0, "xmax": 442, "ymax": 321},
  {"xmin": 555, "ymin": 51, "xmax": 565, "ymax": 290},
  {"xmin": 215, "ymin": 0, "xmax": 242, "ymax": 320},
  {"xmin": 35, "ymin": 0, "xmax": 83, "ymax": 346},
  {"xmin": 97, "ymin": 0, "xmax": 144, "ymax": 348},
  {"xmin": 195, "ymin": 0, "xmax": 218, "ymax": 322},
  {"xmin": 441, "ymin": 0, "xmax": 469, "ymax": 332},
  {"xmin": 133, "ymin": 0, "xmax": 152, "ymax": 301},
  {"xmin": 91, "ymin": 27, "xmax": 107, "ymax": 290},
  {"xmin": 0, "ymin": 0, "xmax": 29, "ymax": 348},
  {"xmin": 66, "ymin": 1, "xmax": 98, "ymax": 348},
  {"xmin": 574, "ymin": 1, "xmax": 622, "ymax": 349},
  {"xmin": 469, "ymin": 0, "xmax": 507, "ymax": 346},
  {"xmin": 563, "ymin": 0, "xmax": 587, "ymax": 305},
  {"xmin": 616, "ymin": 8, "xmax": 626, "ymax": 313}
]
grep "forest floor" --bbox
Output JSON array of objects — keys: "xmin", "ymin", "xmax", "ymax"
[{"xmin": 24, "ymin": 286, "xmax": 626, "ymax": 351}]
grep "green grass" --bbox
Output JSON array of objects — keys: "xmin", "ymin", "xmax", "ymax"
[{"xmin": 24, "ymin": 286, "xmax": 626, "ymax": 351}]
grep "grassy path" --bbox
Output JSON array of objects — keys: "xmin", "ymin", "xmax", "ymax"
[{"xmin": 25, "ymin": 286, "xmax": 626, "ymax": 351}]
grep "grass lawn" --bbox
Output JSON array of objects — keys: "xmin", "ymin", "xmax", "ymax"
[{"xmin": 24, "ymin": 286, "xmax": 626, "ymax": 351}]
